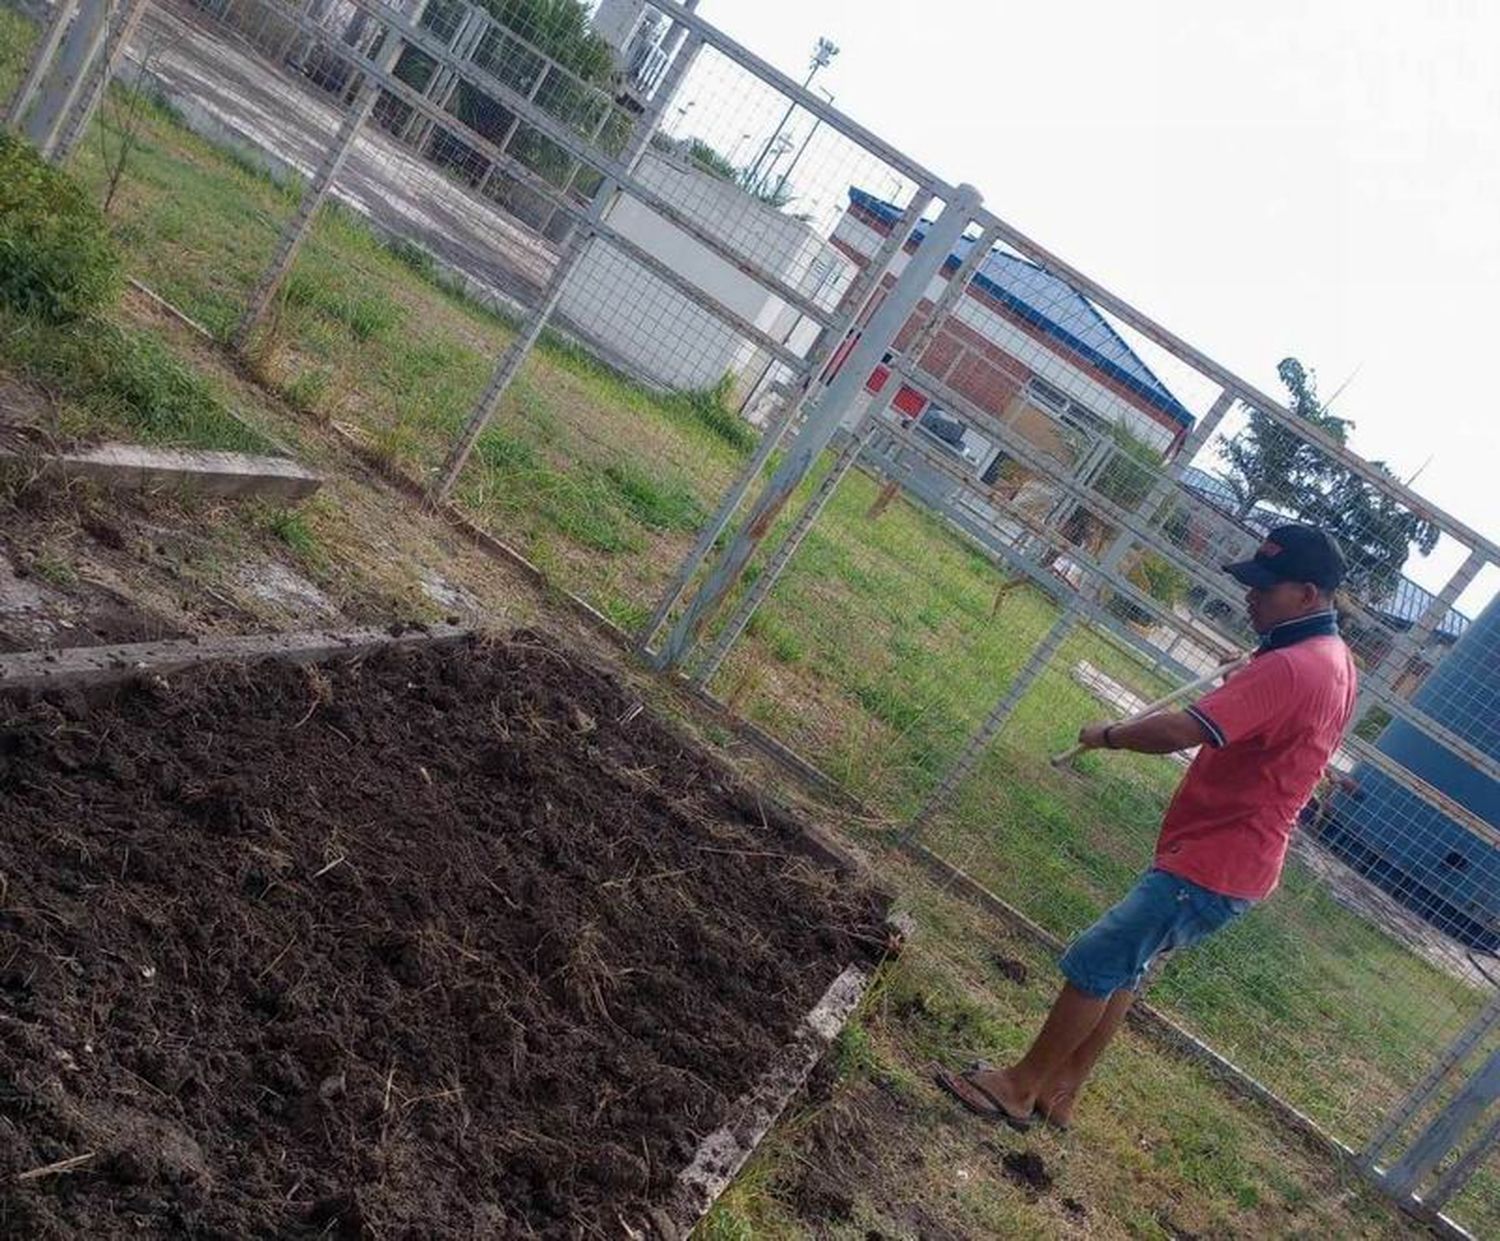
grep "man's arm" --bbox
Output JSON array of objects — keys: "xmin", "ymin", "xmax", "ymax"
[
  {"xmin": 1077, "ymin": 711, "xmax": 1213, "ymax": 755},
  {"xmin": 1078, "ymin": 653, "xmax": 1296, "ymax": 757}
]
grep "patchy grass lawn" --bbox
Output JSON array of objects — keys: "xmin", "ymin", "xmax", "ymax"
[
  {"xmin": 0, "ymin": 303, "xmax": 272, "ymax": 453},
  {"xmin": 701, "ymin": 853, "xmax": 1422, "ymax": 1240},
  {"xmin": 31, "ymin": 59, "xmax": 1494, "ymax": 1235},
  {"xmin": 0, "ymin": 6, "xmax": 34, "ymax": 90},
  {"xmin": 62, "ymin": 89, "xmax": 750, "ymax": 629}
]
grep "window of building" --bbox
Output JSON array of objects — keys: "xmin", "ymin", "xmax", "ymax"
[{"xmin": 1026, "ymin": 377, "xmax": 1110, "ymax": 439}]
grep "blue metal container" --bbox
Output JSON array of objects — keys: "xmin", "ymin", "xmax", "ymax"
[{"xmin": 1324, "ymin": 595, "xmax": 1500, "ymax": 950}]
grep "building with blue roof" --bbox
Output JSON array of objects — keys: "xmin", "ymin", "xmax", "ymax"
[{"xmin": 832, "ymin": 188, "xmax": 1193, "ymax": 461}]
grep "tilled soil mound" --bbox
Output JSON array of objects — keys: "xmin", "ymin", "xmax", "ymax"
[{"xmin": 0, "ymin": 633, "xmax": 887, "ymax": 1238}]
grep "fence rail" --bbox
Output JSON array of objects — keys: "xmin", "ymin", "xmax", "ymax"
[{"xmin": 9, "ymin": 0, "xmax": 1500, "ymax": 1230}]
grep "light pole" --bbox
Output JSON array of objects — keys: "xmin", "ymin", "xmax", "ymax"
[
  {"xmin": 744, "ymin": 35, "xmax": 838, "ymax": 191},
  {"xmin": 773, "ymin": 86, "xmax": 835, "ymax": 202},
  {"xmin": 754, "ymin": 131, "xmax": 796, "ymax": 195}
]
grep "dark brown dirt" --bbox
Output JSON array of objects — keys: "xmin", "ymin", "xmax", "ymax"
[
  {"xmin": 988, "ymin": 953, "xmax": 1029, "ymax": 986},
  {"xmin": 1000, "ymin": 1149, "xmax": 1053, "ymax": 1195},
  {"xmin": 0, "ymin": 633, "xmax": 887, "ymax": 1238},
  {"xmin": 789, "ymin": 1168, "xmax": 855, "ymax": 1221}
]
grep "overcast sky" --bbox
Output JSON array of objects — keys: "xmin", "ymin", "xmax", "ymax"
[{"xmin": 678, "ymin": 0, "xmax": 1500, "ymax": 613}]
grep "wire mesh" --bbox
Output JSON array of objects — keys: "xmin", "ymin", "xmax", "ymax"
[
  {"xmin": 77, "ymin": 0, "xmax": 932, "ymax": 630},
  {"xmin": 663, "ymin": 177, "xmax": 1500, "ymax": 1233},
  {"xmin": 39, "ymin": 0, "xmax": 314, "ymax": 339},
  {"xmin": 422, "ymin": 7, "xmax": 934, "ymax": 626},
  {"xmin": 834, "ymin": 208, "xmax": 1500, "ymax": 1221},
  {"xmin": 19, "ymin": 0, "xmax": 1500, "ymax": 1227}
]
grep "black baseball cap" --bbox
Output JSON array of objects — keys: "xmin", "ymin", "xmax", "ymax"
[{"xmin": 1223, "ymin": 524, "xmax": 1346, "ymax": 592}]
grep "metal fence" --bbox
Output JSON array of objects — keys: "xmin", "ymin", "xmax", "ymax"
[{"xmin": 8, "ymin": 0, "xmax": 1500, "ymax": 1231}]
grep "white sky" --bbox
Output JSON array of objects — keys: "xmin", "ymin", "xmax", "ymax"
[{"xmin": 679, "ymin": 0, "xmax": 1500, "ymax": 614}]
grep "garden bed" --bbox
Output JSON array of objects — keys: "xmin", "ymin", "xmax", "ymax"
[{"xmin": 0, "ymin": 632, "xmax": 887, "ymax": 1237}]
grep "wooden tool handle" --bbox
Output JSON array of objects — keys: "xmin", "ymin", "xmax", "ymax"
[{"xmin": 1049, "ymin": 654, "xmax": 1251, "ymax": 768}]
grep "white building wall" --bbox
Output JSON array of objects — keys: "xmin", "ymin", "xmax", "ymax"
[
  {"xmin": 557, "ymin": 150, "xmax": 854, "ymax": 394},
  {"xmin": 591, "ymin": 0, "xmax": 647, "ymax": 54}
]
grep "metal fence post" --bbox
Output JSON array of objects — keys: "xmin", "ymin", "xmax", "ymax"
[
  {"xmin": 689, "ymin": 219, "xmax": 1004, "ymax": 688},
  {"xmin": 655, "ymin": 183, "xmax": 983, "ymax": 671},
  {"xmin": 21, "ymin": 0, "xmax": 110, "ymax": 158},
  {"xmin": 232, "ymin": 26, "xmax": 409, "ymax": 351},
  {"xmin": 429, "ymin": 219, "xmax": 590, "ymax": 498},
  {"xmin": 1423, "ymin": 1107, "xmax": 1500, "ymax": 1212},
  {"xmin": 636, "ymin": 187, "xmax": 934, "ymax": 655},
  {"xmin": 429, "ymin": 25, "xmax": 705, "ymax": 502},
  {"xmin": 52, "ymin": 0, "xmax": 151, "ymax": 162},
  {"xmin": 690, "ymin": 418, "xmax": 880, "ymax": 688},
  {"xmin": 5, "ymin": 0, "xmax": 80, "ymax": 132},
  {"xmin": 903, "ymin": 606, "xmax": 1081, "ymax": 841},
  {"xmin": 1380, "ymin": 1047, "xmax": 1500, "ymax": 1201},
  {"xmin": 1363, "ymin": 987, "xmax": 1500, "ymax": 1168}
]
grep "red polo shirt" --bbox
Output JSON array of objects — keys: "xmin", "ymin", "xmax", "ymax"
[{"xmin": 1156, "ymin": 633, "xmax": 1358, "ymax": 900}]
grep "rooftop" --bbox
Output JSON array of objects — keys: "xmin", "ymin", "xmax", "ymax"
[{"xmin": 847, "ymin": 188, "xmax": 1193, "ymax": 430}]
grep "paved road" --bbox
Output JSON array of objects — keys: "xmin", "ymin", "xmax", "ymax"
[{"xmin": 128, "ymin": 0, "xmax": 559, "ymax": 313}]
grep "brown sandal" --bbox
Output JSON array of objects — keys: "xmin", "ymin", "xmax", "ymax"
[
  {"xmin": 929, "ymin": 1062, "xmax": 1035, "ymax": 1132},
  {"xmin": 968, "ymin": 1060, "xmax": 1073, "ymax": 1132}
]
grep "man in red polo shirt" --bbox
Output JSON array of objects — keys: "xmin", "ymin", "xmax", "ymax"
[{"xmin": 936, "ymin": 524, "xmax": 1358, "ymax": 1130}]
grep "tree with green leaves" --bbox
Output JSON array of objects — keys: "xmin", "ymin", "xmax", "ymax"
[
  {"xmin": 1220, "ymin": 358, "xmax": 1351, "ymax": 521},
  {"xmin": 1218, "ymin": 357, "xmax": 1438, "ymax": 598},
  {"xmin": 470, "ymin": 0, "xmax": 613, "ymax": 85}
]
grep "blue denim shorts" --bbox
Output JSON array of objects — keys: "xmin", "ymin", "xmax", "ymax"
[{"xmin": 1059, "ymin": 869, "xmax": 1254, "ymax": 998}]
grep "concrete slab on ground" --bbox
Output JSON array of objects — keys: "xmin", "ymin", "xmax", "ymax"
[
  {"xmin": 1, "ymin": 442, "xmax": 322, "ymax": 500},
  {"xmin": 0, "ymin": 623, "xmax": 470, "ymax": 696}
]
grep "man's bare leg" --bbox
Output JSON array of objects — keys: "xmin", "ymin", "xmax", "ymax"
[
  {"xmin": 956, "ymin": 983, "xmax": 1109, "ymax": 1120},
  {"xmin": 1033, "ymin": 986, "xmax": 1135, "ymax": 1127}
]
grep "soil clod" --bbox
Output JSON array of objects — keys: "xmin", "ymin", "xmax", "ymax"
[
  {"xmin": 989, "ymin": 953, "xmax": 1030, "ymax": 985},
  {"xmin": 1001, "ymin": 1149, "xmax": 1053, "ymax": 1195}
]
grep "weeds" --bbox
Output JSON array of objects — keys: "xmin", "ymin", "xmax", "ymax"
[
  {"xmin": 0, "ymin": 307, "xmax": 269, "ymax": 453},
  {"xmin": 746, "ymin": 611, "xmax": 805, "ymax": 665},
  {"xmin": 0, "ymin": 9, "xmax": 35, "ymax": 94},
  {"xmin": 284, "ymin": 267, "xmax": 403, "ymax": 342},
  {"xmin": 258, "ymin": 506, "xmax": 319, "ymax": 561},
  {"xmin": 602, "ymin": 461, "xmax": 703, "ymax": 531},
  {"xmin": 670, "ymin": 374, "xmax": 757, "ymax": 453},
  {"xmin": 1, "ymin": 130, "xmax": 120, "ymax": 322},
  {"xmin": 282, "ymin": 367, "xmax": 333, "ymax": 414},
  {"xmin": 384, "ymin": 237, "xmax": 438, "ymax": 281},
  {"xmin": 28, "ymin": 550, "xmax": 78, "ymax": 587}
]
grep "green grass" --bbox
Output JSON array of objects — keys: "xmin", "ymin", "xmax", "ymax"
[
  {"xmin": 0, "ymin": 305, "xmax": 271, "ymax": 453},
  {"xmin": 283, "ymin": 263, "xmax": 404, "ymax": 342},
  {"xmin": 699, "ymin": 863, "xmax": 1420, "ymax": 1239},
  {"xmin": 257, "ymin": 505, "xmax": 320, "ymax": 561},
  {"xmin": 65, "ymin": 93, "xmax": 747, "ymax": 590},
  {"xmin": 55, "ymin": 70, "xmax": 1498, "ymax": 1237},
  {"xmin": 0, "ymin": 9, "xmax": 37, "ymax": 98},
  {"xmin": 28, "ymin": 549, "xmax": 78, "ymax": 587},
  {"xmin": 603, "ymin": 460, "xmax": 705, "ymax": 531}
]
